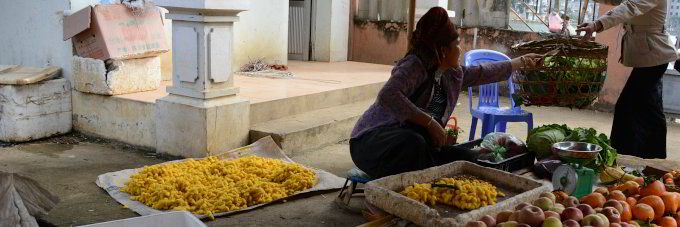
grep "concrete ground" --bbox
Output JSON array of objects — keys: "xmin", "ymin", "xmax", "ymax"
[{"xmin": 1, "ymin": 94, "xmax": 679, "ymax": 227}]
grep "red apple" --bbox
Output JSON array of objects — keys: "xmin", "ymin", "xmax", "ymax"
[
  {"xmin": 602, "ymin": 200, "xmax": 623, "ymax": 214},
  {"xmin": 577, "ymin": 204, "xmax": 596, "ymax": 216},
  {"xmin": 562, "ymin": 219, "xmax": 580, "ymax": 227},
  {"xmin": 497, "ymin": 211, "xmax": 514, "ymax": 223},
  {"xmin": 480, "ymin": 215, "xmax": 496, "ymax": 227},
  {"xmin": 600, "ymin": 208, "xmax": 620, "ymax": 224},
  {"xmin": 518, "ymin": 206, "xmax": 545, "ymax": 227},
  {"xmin": 581, "ymin": 214, "xmax": 607, "ymax": 227},
  {"xmin": 561, "ymin": 207, "xmax": 584, "ymax": 222}
]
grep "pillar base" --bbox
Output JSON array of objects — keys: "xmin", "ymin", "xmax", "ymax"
[{"xmin": 155, "ymin": 94, "xmax": 250, "ymax": 158}]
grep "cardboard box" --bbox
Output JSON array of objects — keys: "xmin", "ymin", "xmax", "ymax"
[{"xmin": 63, "ymin": 4, "xmax": 169, "ymax": 61}]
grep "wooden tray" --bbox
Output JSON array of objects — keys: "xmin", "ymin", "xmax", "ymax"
[{"xmin": 365, "ymin": 161, "xmax": 551, "ymax": 227}]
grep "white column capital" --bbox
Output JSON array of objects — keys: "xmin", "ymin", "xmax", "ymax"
[{"xmin": 157, "ymin": 0, "xmax": 249, "ymax": 99}]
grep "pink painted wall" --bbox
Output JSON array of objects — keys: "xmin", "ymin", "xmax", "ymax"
[
  {"xmin": 593, "ymin": 4, "xmax": 632, "ymax": 111},
  {"xmin": 349, "ymin": 21, "xmax": 408, "ymax": 65}
]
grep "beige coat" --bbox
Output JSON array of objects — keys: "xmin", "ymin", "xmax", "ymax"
[{"xmin": 597, "ymin": 0, "xmax": 677, "ymax": 68}]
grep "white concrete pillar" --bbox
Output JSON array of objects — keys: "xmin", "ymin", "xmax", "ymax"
[
  {"xmin": 160, "ymin": 7, "xmax": 243, "ymax": 99},
  {"xmin": 312, "ymin": 0, "xmax": 350, "ymax": 62},
  {"xmin": 153, "ymin": 0, "xmax": 251, "ymax": 158}
]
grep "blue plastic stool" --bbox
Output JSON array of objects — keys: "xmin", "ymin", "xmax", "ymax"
[
  {"xmin": 335, "ymin": 166, "xmax": 373, "ymax": 211},
  {"xmin": 465, "ymin": 49, "xmax": 534, "ymax": 140}
]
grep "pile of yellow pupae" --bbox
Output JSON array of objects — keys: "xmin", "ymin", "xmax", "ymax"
[
  {"xmin": 400, "ymin": 176, "xmax": 505, "ymax": 210},
  {"xmin": 121, "ymin": 156, "xmax": 317, "ymax": 218}
]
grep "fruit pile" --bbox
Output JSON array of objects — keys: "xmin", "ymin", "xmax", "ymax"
[
  {"xmin": 663, "ymin": 170, "xmax": 680, "ymax": 190},
  {"xmin": 400, "ymin": 176, "xmax": 505, "ymax": 210},
  {"xmin": 464, "ymin": 177, "xmax": 680, "ymax": 227}
]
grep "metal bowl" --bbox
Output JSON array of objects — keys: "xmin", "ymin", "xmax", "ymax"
[{"xmin": 552, "ymin": 142, "xmax": 601, "ymax": 161}]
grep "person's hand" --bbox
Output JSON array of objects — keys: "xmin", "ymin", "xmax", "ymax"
[
  {"xmin": 426, "ymin": 118, "xmax": 447, "ymax": 147},
  {"xmin": 510, "ymin": 53, "xmax": 544, "ymax": 70},
  {"xmin": 576, "ymin": 21, "xmax": 602, "ymax": 42}
]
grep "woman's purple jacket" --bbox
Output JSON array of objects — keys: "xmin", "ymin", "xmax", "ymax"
[{"xmin": 351, "ymin": 54, "xmax": 513, "ymax": 139}]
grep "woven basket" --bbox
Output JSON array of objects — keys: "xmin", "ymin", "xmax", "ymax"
[{"xmin": 510, "ymin": 38, "xmax": 608, "ymax": 109}]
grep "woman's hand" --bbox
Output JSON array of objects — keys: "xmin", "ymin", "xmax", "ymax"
[
  {"xmin": 510, "ymin": 53, "xmax": 544, "ymax": 70},
  {"xmin": 576, "ymin": 21, "xmax": 603, "ymax": 42},
  {"xmin": 426, "ymin": 118, "xmax": 448, "ymax": 147}
]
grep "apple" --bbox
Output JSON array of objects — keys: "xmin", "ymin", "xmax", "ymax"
[
  {"xmin": 600, "ymin": 208, "xmax": 620, "ymax": 224},
  {"xmin": 618, "ymin": 223, "xmax": 630, "ymax": 227},
  {"xmin": 516, "ymin": 202, "xmax": 533, "ymax": 211},
  {"xmin": 577, "ymin": 204, "xmax": 596, "ymax": 216},
  {"xmin": 497, "ymin": 211, "xmax": 515, "ymax": 223},
  {"xmin": 561, "ymin": 207, "xmax": 584, "ymax": 222},
  {"xmin": 581, "ymin": 214, "xmax": 607, "ymax": 227},
  {"xmin": 541, "ymin": 192, "xmax": 557, "ymax": 203},
  {"xmin": 518, "ymin": 206, "xmax": 545, "ymax": 227},
  {"xmin": 610, "ymin": 224, "xmax": 622, "ymax": 227},
  {"xmin": 596, "ymin": 213, "xmax": 610, "ymax": 227},
  {"xmin": 544, "ymin": 211, "xmax": 561, "ymax": 220},
  {"xmin": 542, "ymin": 217, "xmax": 563, "ymax": 227},
  {"xmin": 562, "ymin": 219, "xmax": 580, "ymax": 227},
  {"xmin": 466, "ymin": 221, "xmax": 488, "ymax": 227},
  {"xmin": 518, "ymin": 224, "xmax": 532, "ymax": 227},
  {"xmin": 595, "ymin": 187, "xmax": 609, "ymax": 196},
  {"xmin": 499, "ymin": 222, "xmax": 519, "ymax": 227},
  {"xmin": 534, "ymin": 197, "xmax": 555, "ymax": 211},
  {"xmin": 550, "ymin": 204, "xmax": 566, "ymax": 214},
  {"xmin": 563, "ymin": 196, "xmax": 580, "ymax": 208},
  {"xmin": 602, "ymin": 200, "xmax": 623, "ymax": 214},
  {"xmin": 594, "ymin": 208, "xmax": 603, "ymax": 213},
  {"xmin": 509, "ymin": 211, "xmax": 520, "ymax": 222},
  {"xmin": 480, "ymin": 215, "xmax": 496, "ymax": 227}
]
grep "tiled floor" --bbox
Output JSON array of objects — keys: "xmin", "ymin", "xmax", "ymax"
[{"xmin": 116, "ymin": 60, "xmax": 393, "ymax": 104}]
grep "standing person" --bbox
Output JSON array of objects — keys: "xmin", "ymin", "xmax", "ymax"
[
  {"xmin": 349, "ymin": 7, "xmax": 544, "ymax": 179},
  {"xmin": 576, "ymin": 0, "xmax": 677, "ymax": 159}
]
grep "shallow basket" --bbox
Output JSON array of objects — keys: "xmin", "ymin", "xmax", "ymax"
[{"xmin": 510, "ymin": 38, "xmax": 608, "ymax": 109}]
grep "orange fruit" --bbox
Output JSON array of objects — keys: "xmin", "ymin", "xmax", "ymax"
[
  {"xmin": 628, "ymin": 197, "xmax": 638, "ymax": 207},
  {"xmin": 583, "ymin": 192, "xmax": 607, "ymax": 208},
  {"xmin": 622, "ymin": 181, "xmax": 641, "ymax": 196},
  {"xmin": 658, "ymin": 216, "xmax": 677, "ymax": 227},
  {"xmin": 609, "ymin": 184, "xmax": 623, "ymax": 192},
  {"xmin": 661, "ymin": 192, "xmax": 679, "ymax": 215},
  {"xmin": 641, "ymin": 181, "xmax": 667, "ymax": 197},
  {"xmin": 633, "ymin": 203, "xmax": 655, "ymax": 222},
  {"xmin": 621, "ymin": 201, "xmax": 633, "ymax": 222},
  {"xmin": 610, "ymin": 190, "xmax": 627, "ymax": 201},
  {"xmin": 639, "ymin": 195, "xmax": 666, "ymax": 220}
]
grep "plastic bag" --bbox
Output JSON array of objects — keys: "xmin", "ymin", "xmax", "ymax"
[
  {"xmin": 478, "ymin": 133, "xmax": 528, "ymax": 162},
  {"xmin": 548, "ymin": 12, "xmax": 563, "ymax": 33}
]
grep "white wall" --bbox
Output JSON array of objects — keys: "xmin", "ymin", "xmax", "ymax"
[
  {"xmin": 0, "ymin": 0, "xmax": 100, "ymax": 81},
  {"xmin": 312, "ymin": 0, "xmax": 350, "ymax": 62},
  {"xmin": 233, "ymin": 0, "xmax": 288, "ymax": 69}
]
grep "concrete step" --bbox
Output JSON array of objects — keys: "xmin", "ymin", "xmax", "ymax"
[
  {"xmin": 249, "ymin": 82, "xmax": 384, "ymax": 125},
  {"xmin": 249, "ymin": 99, "xmax": 374, "ymax": 156},
  {"xmin": 290, "ymin": 141, "xmax": 353, "ymax": 177}
]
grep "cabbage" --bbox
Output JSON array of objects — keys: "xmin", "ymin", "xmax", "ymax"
[{"xmin": 526, "ymin": 125, "xmax": 570, "ymax": 160}]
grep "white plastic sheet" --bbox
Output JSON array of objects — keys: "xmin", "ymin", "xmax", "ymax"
[{"xmin": 95, "ymin": 136, "xmax": 346, "ymax": 219}]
